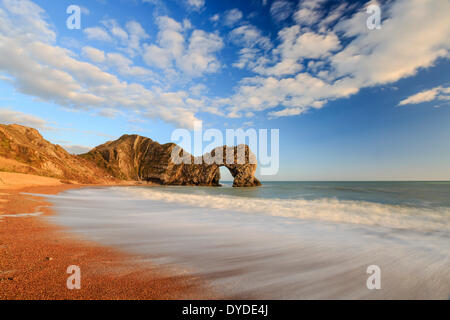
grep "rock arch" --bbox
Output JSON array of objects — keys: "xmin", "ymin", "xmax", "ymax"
[
  {"xmin": 177, "ymin": 145, "xmax": 262, "ymax": 187},
  {"xmin": 84, "ymin": 135, "xmax": 261, "ymax": 187}
]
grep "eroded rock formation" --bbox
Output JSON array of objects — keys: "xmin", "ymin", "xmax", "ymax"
[
  {"xmin": 83, "ymin": 134, "xmax": 261, "ymax": 187},
  {"xmin": 0, "ymin": 125, "xmax": 261, "ymax": 187},
  {"xmin": 0, "ymin": 124, "xmax": 116, "ymax": 184}
]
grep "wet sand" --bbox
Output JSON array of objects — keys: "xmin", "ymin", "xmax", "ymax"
[{"xmin": 0, "ymin": 174, "xmax": 217, "ymax": 300}]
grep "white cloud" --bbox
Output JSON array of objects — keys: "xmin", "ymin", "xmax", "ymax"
[
  {"xmin": 398, "ymin": 86, "xmax": 450, "ymax": 106},
  {"xmin": 230, "ymin": 25, "xmax": 272, "ymax": 50},
  {"xmin": 143, "ymin": 44, "xmax": 173, "ymax": 69},
  {"xmin": 0, "ymin": 108, "xmax": 50, "ymax": 130},
  {"xmin": 232, "ymin": 48, "xmax": 260, "ymax": 70},
  {"xmin": 224, "ymin": 73, "xmax": 353, "ymax": 119},
  {"xmin": 253, "ymin": 27, "xmax": 341, "ymax": 77},
  {"xmin": 83, "ymin": 27, "xmax": 112, "ymax": 42},
  {"xmin": 0, "ymin": 0, "xmax": 55, "ymax": 42},
  {"xmin": 230, "ymin": 15, "xmax": 342, "ymax": 77},
  {"xmin": 105, "ymin": 52, "xmax": 156, "ymax": 78},
  {"xmin": 99, "ymin": 19, "xmax": 149, "ymax": 57},
  {"xmin": 82, "ymin": 46, "xmax": 105, "ymax": 63},
  {"xmin": 230, "ymin": 24, "xmax": 272, "ymax": 70},
  {"xmin": 293, "ymin": 0, "xmax": 326, "ymax": 27},
  {"xmin": 143, "ymin": 16, "xmax": 184, "ymax": 71},
  {"xmin": 1, "ymin": 0, "xmax": 449, "ymax": 128},
  {"xmin": 220, "ymin": 0, "xmax": 450, "ymax": 118},
  {"xmin": 97, "ymin": 108, "xmax": 122, "ymax": 118},
  {"xmin": 183, "ymin": 18, "xmax": 192, "ymax": 30},
  {"xmin": 102, "ymin": 19, "xmax": 128, "ymax": 42},
  {"xmin": 82, "ymin": 46, "xmax": 156, "ymax": 79},
  {"xmin": 186, "ymin": 0, "xmax": 205, "ymax": 11},
  {"xmin": 190, "ymin": 83, "xmax": 207, "ymax": 96},
  {"xmin": 330, "ymin": 0, "xmax": 449, "ymax": 87},
  {"xmin": 318, "ymin": 3, "xmax": 349, "ymax": 29},
  {"xmin": 143, "ymin": 16, "xmax": 223, "ymax": 77},
  {"xmin": 125, "ymin": 20, "xmax": 149, "ymax": 56},
  {"xmin": 223, "ymin": 9, "xmax": 243, "ymax": 27},
  {"xmin": 270, "ymin": 1, "xmax": 294, "ymax": 22},
  {"xmin": 210, "ymin": 13, "xmax": 220, "ymax": 23},
  {"xmin": 178, "ymin": 30, "xmax": 223, "ymax": 76},
  {"xmin": 0, "ymin": 0, "xmax": 205, "ymax": 129},
  {"xmin": 280, "ymin": 29, "xmax": 341, "ymax": 60}
]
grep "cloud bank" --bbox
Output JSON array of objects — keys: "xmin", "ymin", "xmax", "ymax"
[{"xmin": 0, "ymin": 0, "xmax": 449, "ymax": 128}]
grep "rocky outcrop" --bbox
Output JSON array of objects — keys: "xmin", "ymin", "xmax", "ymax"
[
  {"xmin": 82, "ymin": 134, "xmax": 261, "ymax": 187},
  {"xmin": 175, "ymin": 145, "xmax": 261, "ymax": 187},
  {"xmin": 0, "ymin": 125, "xmax": 261, "ymax": 187},
  {"xmin": 80, "ymin": 134, "xmax": 176, "ymax": 182},
  {"xmin": 0, "ymin": 124, "xmax": 116, "ymax": 184}
]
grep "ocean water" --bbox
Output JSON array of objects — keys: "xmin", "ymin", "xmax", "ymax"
[{"xmin": 43, "ymin": 181, "xmax": 450, "ymax": 299}]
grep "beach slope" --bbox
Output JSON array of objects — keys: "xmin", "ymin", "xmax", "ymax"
[{"xmin": 0, "ymin": 172, "xmax": 215, "ymax": 299}]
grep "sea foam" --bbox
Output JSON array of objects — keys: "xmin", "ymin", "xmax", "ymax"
[
  {"xmin": 43, "ymin": 186, "xmax": 450, "ymax": 299},
  {"xmin": 121, "ymin": 186, "xmax": 450, "ymax": 233}
]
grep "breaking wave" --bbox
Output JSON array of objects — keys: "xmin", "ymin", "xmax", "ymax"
[{"xmin": 122, "ymin": 187, "xmax": 450, "ymax": 233}]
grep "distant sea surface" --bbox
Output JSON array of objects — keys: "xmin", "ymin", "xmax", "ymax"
[{"xmin": 44, "ymin": 181, "xmax": 450, "ymax": 299}]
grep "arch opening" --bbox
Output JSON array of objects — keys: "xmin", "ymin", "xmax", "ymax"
[{"xmin": 217, "ymin": 165, "xmax": 234, "ymax": 186}]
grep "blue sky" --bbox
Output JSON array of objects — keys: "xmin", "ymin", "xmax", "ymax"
[{"xmin": 0, "ymin": 0, "xmax": 449, "ymax": 180}]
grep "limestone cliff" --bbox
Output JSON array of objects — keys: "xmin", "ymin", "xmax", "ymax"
[
  {"xmin": 82, "ymin": 134, "xmax": 261, "ymax": 187},
  {"xmin": 80, "ymin": 134, "xmax": 177, "ymax": 182},
  {"xmin": 0, "ymin": 124, "xmax": 261, "ymax": 187},
  {"xmin": 0, "ymin": 124, "xmax": 116, "ymax": 184}
]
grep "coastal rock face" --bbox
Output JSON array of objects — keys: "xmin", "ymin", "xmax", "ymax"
[
  {"xmin": 80, "ymin": 134, "xmax": 177, "ymax": 182},
  {"xmin": 82, "ymin": 135, "xmax": 261, "ymax": 187},
  {"xmin": 0, "ymin": 124, "xmax": 261, "ymax": 187},
  {"xmin": 177, "ymin": 145, "xmax": 262, "ymax": 187},
  {"xmin": 0, "ymin": 124, "xmax": 116, "ymax": 184}
]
